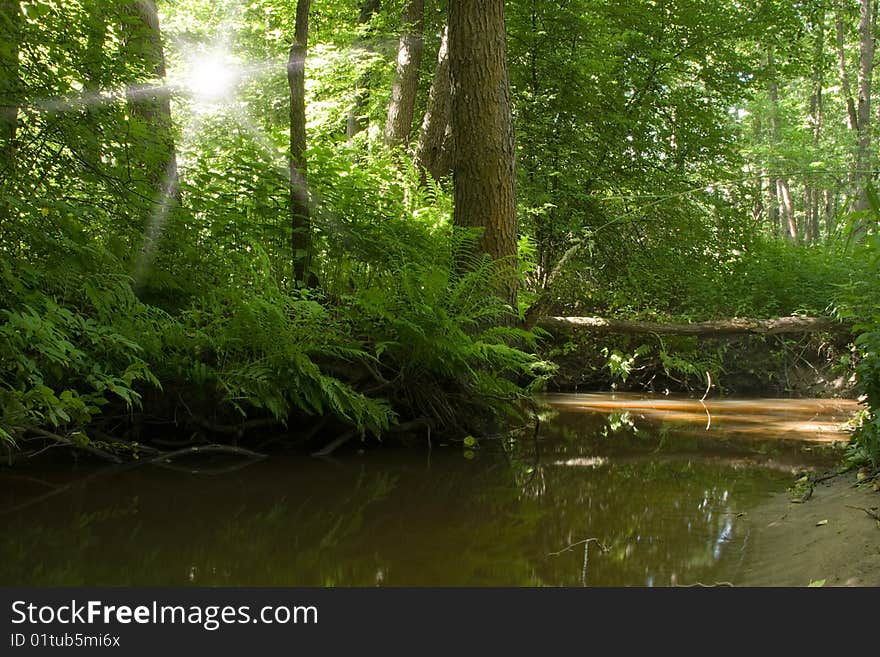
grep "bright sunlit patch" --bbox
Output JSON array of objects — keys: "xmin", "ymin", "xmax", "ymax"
[{"xmin": 185, "ymin": 53, "xmax": 239, "ymax": 106}]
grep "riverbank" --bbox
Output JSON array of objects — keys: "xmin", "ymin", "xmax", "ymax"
[{"xmin": 730, "ymin": 472, "xmax": 880, "ymax": 586}]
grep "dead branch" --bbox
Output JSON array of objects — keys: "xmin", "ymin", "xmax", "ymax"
[{"xmin": 539, "ymin": 315, "xmax": 851, "ymax": 337}]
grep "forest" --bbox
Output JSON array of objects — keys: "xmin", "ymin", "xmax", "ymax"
[{"xmin": 0, "ymin": 0, "xmax": 879, "ymax": 470}]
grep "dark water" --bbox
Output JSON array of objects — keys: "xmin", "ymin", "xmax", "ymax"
[{"xmin": 0, "ymin": 394, "xmax": 857, "ymax": 587}]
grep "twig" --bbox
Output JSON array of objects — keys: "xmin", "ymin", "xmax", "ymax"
[
  {"xmin": 701, "ymin": 371, "xmax": 713, "ymax": 402},
  {"xmin": 27, "ymin": 428, "xmax": 122, "ymax": 464},
  {"xmin": 810, "ymin": 467, "xmax": 853, "ymax": 485},
  {"xmin": 674, "ymin": 582, "xmax": 736, "ymax": 588},
  {"xmin": 548, "ymin": 537, "xmax": 609, "ymax": 557},
  {"xmin": 846, "ymin": 505, "xmax": 880, "ymax": 523},
  {"xmin": 143, "ymin": 445, "xmax": 266, "ymax": 465},
  {"xmin": 311, "ymin": 430, "xmax": 356, "ymax": 458}
]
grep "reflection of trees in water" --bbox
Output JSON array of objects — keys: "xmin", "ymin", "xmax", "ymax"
[
  {"xmin": 0, "ymin": 404, "xmax": 837, "ymax": 586},
  {"xmin": 0, "ymin": 466, "xmax": 400, "ymax": 586}
]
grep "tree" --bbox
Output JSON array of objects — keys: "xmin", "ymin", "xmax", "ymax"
[
  {"xmin": 122, "ymin": 0, "xmax": 178, "ymax": 195},
  {"xmin": 854, "ymin": 0, "xmax": 874, "ymax": 209},
  {"xmin": 0, "ymin": 0, "xmax": 20, "ymax": 177},
  {"xmin": 0, "ymin": 0, "xmax": 19, "ymax": 226},
  {"xmin": 414, "ymin": 23, "xmax": 453, "ymax": 184},
  {"xmin": 449, "ymin": 0, "xmax": 519, "ymax": 307},
  {"xmin": 767, "ymin": 48, "xmax": 798, "ymax": 244},
  {"xmin": 384, "ymin": 0, "xmax": 425, "ymax": 148},
  {"xmin": 289, "ymin": 0, "xmax": 314, "ymax": 286}
]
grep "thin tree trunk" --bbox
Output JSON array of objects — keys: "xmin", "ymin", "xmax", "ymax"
[
  {"xmin": 778, "ymin": 178, "xmax": 798, "ymax": 244},
  {"xmin": 384, "ymin": 0, "xmax": 424, "ymax": 148},
  {"xmin": 414, "ymin": 23, "xmax": 453, "ymax": 184},
  {"xmin": 346, "ymin": 0, "xmax": 381, "ymax": 140},
  {"xmin": 824, "ymin": 189, "xmax": 836, "ymax": 238},
  {"xmin": 855, "ymin": 0, "xmax": 874, "ymax": 209},
  {"xmin": 766, "ymin": 48, "xmax": 783, "ymax": 238},
  {"xmin": 289, "ymin": 0, "xmax": 313, "ymax": 287},
  {"xmin": 449, "ymin": 0, "xmax": 518, "ymax": 307},
  {"xmin": 767, "ymin": 171, "xmax": 780, "ymax": 234},
  {"xmin": 835, "ymin": 3, "xmax": 859, "ymax": 132},
  {"xmin": 806, "ymin": 8, "xmax": 825, "ymax": 244}
]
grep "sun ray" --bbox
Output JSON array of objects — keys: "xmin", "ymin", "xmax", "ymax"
[{"xmin": 132, "ymin": 157, "xmax": 181, "ymax": 289}]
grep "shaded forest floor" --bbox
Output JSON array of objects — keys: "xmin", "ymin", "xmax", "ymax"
[{"xmin": 729, "ymin": 472, "xmax": 880, "ymax": 586}]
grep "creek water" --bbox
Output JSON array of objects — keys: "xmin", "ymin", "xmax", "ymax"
[{"xmin": 0, "ymin": 394, "xmax": 858, "ymax": 587}]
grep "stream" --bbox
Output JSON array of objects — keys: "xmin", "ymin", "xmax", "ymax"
[{"xmin": 0, "ymin": 394, "xmax": 858, "ymax": 586}]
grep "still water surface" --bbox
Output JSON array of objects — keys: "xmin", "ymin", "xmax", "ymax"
[{"xmin": 0, "ymin": 394, "xmax": 858, "ymax": 586}]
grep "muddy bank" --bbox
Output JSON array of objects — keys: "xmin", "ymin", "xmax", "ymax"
[
  {"xmin": 726, "ymin": 473, "xmax": 880, "ymax": 586},
  {"xmin": 542, "ymin": 331, "xmax": 854, "ymax": 397}
]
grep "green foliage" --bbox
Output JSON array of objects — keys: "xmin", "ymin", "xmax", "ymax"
[
  {"xmin": 0, "ymin": 257, "xmax": 158, "ymax": 445},
  {"xmin": 834, "ymin": 221, "xmax": 880, "ymax": 465},
  {"xmin": 155, "ymin": 276, "xmax": 396, "ymax": 436},
  {"xmin": 347, "ymin": 255, "xmax": 555, "ymax": 431}
]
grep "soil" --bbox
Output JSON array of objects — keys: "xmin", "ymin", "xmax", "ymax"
[{"xmin": 729, "ymin": 472, "xmax": 880, "ymax": 586}]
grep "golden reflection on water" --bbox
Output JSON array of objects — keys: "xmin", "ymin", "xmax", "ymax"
[{"xmin": 541, "ymin": 393, "xmax": 860, "ymax": 443}]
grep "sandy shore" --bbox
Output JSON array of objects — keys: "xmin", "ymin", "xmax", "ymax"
[{"xmin": 730, "ymin": 472, "xmax": 880, "ymax": 586}]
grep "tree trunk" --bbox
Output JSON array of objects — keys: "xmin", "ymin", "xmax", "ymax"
[
  {"xmin": 539, "ymin": 316, "xmax": 851, "ymax": 337},
  {"xmin": 122, "ymin": 0, "xmax": 178, "ymax": 194},
  {"xmin": 766, "ymin": 49, "xmax": 794, "ymax": 241},
  {"xmin": 835, "ymin": 3, "xmax": 859, "ymax": 132},
  {"xmin": 384, "ymin": 0, "xmax": 424, "ymax": 148},
  {"xmin": 855, "ymin": 0, "xmax": 874, "ymax": 209},
  {"xmin": 289, "ymin": 0, "xmax": 314, "ymax": 287},
  {"xmin": 449, "ymin": 0, "xmax": 518, "ymax": 307},
  {"xmin": 806, "ymin": 8, "xmax": 825, "ymax": 244},
  {"xmin": 414, "ymin": 23, "xmax": 453, "ymax": 184},
  {"xmin": 0, "ymin": 0, "xmax": 20, "ymax": 177},
  {"xmin": 346, "ymin": 0, "xmax": 381, "ymax": 140},
  {"xmin": 81, "ymin": 0, "xmax": 108, "ymax": 171},
  {"xmin": 777, "ymin": 178, "xmax": 798, "ymax": 244}
]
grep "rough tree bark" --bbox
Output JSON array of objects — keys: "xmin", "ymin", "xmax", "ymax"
[
  {"xmin": 414, "ymin": 23, "xmax": 453, "ymax": 184},
  {"xmin": 81, "ymin": 0, "xmax": 109, "ymax": 171},
  {"xmin": 449, "ymin": 0, "xmax": 519, "ymax": 307},
  {"xmin": 0, "ymin": 0, "xmax": 20, "ymax": 176},
  {"xmin": 122, "ymin": 0, "xmax": 178, "ymax": 193},
  {"xmin": 384, "ymin": 0, "xmax": 424, "ymax": 148},
  {"xmin": 289, "ymin": 0, "xmax": 313, "ymax": 287}
]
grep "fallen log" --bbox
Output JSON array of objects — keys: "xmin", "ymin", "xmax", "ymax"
[{"xmin": 538, "ymin": 316, "xmax": 851, "ymax": 336}]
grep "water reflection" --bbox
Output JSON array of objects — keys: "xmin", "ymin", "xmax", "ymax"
[{"xmin": 0, "ymin": 395, "xmax": 852, "ymax": 586}]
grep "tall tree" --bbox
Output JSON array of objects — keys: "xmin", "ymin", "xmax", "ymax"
[
  {"xmin": 80, "ymin": 0, "xmax": 109, "ymax": 171},
  {"xmin": 414, "ymin": 23, "xmax": 453, "ymax": 183},
  {"xmin": 449, "ymin": 0, "xmax": 518, "ymax": 307},
  {"xmin": 835, "ymin": 2, "xmax": 858, "ymax": 132},
  {"xmin": 289, "ymin": 0, "xmax": 314, "ymax": 286},
  {"xmin": 122, "ymin": 0, "xmax": 178, "ymax": 194},
  {"xmin": 766, "ymin": 47, "xmax": 798, "ymax": 244},
  {"xmin": 384, "ymin": 0, "xmax": 425, "ymax": 148},
  {"xmin": 805, "ymin": 7, "xmax": 825, "ymax": 244},
  {"xmin": 0, "ymin": 0, "xmax": 20, "ymax": 225},
  {"xmin": 0, "ymin": 0, "xmax": 20, "ymax": 175},
  {"xmin": 855, "ymin": 0, "xmax": 874, "ymax": 208}
]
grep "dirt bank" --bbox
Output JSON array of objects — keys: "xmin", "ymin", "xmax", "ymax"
[{"xmin": 729, "ymin": 473, "xmax": 880, "ymax": 586}]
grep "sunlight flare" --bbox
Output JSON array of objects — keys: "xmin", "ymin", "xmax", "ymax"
[{"xmin": 184, "ymin": 52, "xmax": 240, "ymax": 107}]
